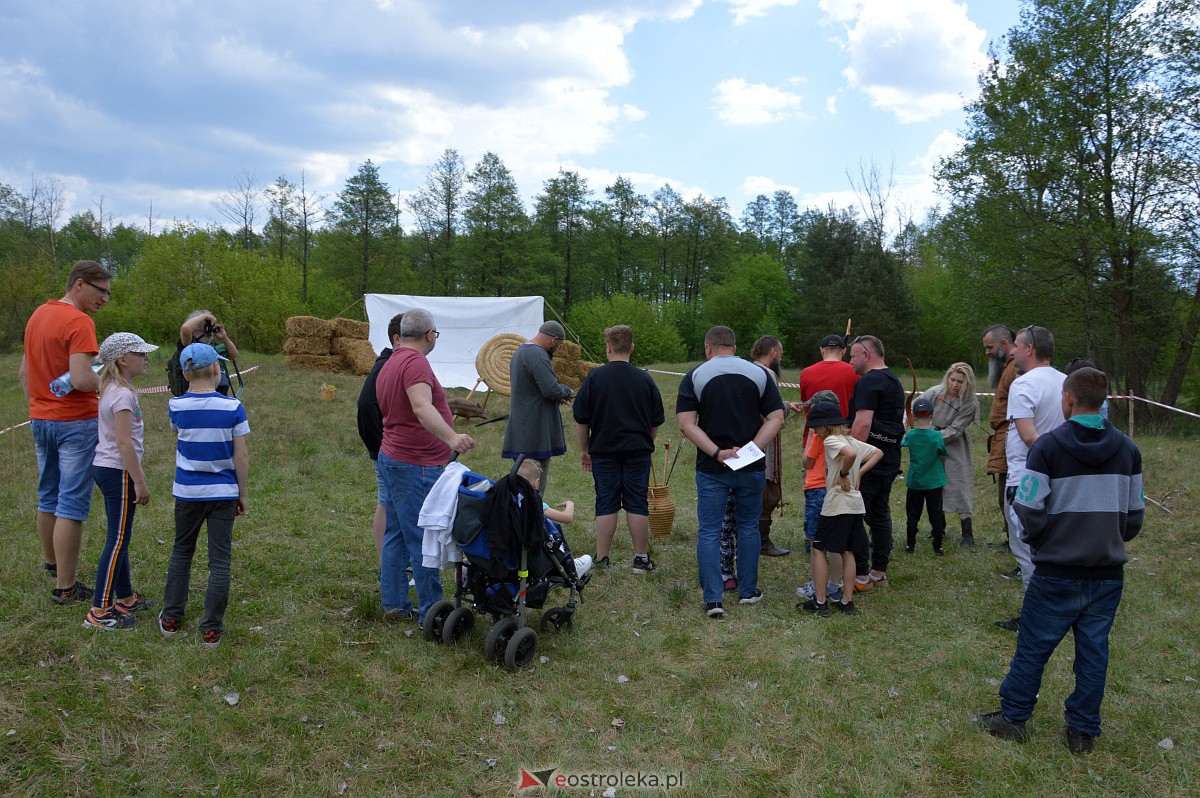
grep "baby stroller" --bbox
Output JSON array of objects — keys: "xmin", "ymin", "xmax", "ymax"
[{"xmin": 423, "ymin": 456, "xmax": 590, "ymax": 669}]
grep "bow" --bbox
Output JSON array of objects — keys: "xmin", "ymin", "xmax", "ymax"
[{"xmin": 905, "ymin": 358, "xmax": 919, "ymax": 428}]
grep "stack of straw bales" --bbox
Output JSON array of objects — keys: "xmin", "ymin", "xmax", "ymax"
[
  {"xmin": 284, "ymin": 316, "xmax": 377, "ymax": 376},
  {"xmin": 551, "ymin": 339, "xmax": 600, "ymax": 391}
]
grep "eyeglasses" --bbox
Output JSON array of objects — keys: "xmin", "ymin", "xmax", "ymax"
[
  {"xmin": 428, "ymin": 329, "xmax": 440, "ymax": 339},
  {"xmin": 82, "ymin": 280, "xmax": 111, "ymax": 298}
]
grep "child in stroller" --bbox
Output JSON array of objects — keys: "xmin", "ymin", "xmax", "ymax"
[{"xmin": 423, "ymin": 457, "xmax": 591, "ymax": 669}]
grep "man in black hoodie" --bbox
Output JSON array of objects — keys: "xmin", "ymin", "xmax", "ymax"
[
  {"xmin": 357, "ymin": 313, "xmax": 404, "ymax": 565},
  {"xmin": 975, "ymin": 367, "xmax": 1144, "ymax": 754}
]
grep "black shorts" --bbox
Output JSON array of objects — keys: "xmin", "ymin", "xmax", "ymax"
[{"xmin": 814, "ymin": 513, "xmax": 868, "ymax": 556}]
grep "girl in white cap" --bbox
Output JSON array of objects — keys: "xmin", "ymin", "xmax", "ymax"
[{"xmin": 85, "ymin": 332, "xmax": 159, "ymax": 630}]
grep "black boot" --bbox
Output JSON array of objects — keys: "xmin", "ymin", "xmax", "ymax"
[{"xmin": 960, "ymin": 517, "xmax": 975, "ymax": 547}]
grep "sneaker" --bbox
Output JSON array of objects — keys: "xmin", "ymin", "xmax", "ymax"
[
  {"xmin": 934, "ymin": 547, "xmax": 945, "ymax": 557},
  {"xmin": 904, "ymin": 545, "xmax": 915, "ymax": 554},
  {"xmin": 994, "ymin": 616, "xmax": 1021, "ymax": 632},
  {"xmin": 827, "ymin": 583, "xmax": 843, "ymax": 602},
  {"xmin": 596, "ymin": 556, "xmax": 611, "ymax": 568},
  {"xmin": 738, "ymin": 589, "xmax": 763, "ymax": 605},
  {"xmin": 795, "ymin": 580, "xmax": 814, "ymax": 599},
  {"xmin": 202, "ymin": 629, "xmax": 222, "ymax": 649},
  {"xmin": 869, "ymin": 572, "xmax": 887, "ymax": 585},
  {"xmin": 725, "ymin": 577, "xmax": 739, "ymax": 593},
  {"xmin": 117, "ymin": 592, "xmax": 157, "ymax": 612},
  {"xmin": 975, "ymin": 710, "xmax": 1028, "ymax": 743},
  {"xmin": 1001, "ymin": 567, "xmax": 1022, "ymax": 580},
  {"xmin": 52, "ymin": 582, "xmax": 93, "ymax": 605},
  {"xmin": 705, "ymin": 602, "xmax": 725, "ymax": 618},
  {"xmin": 382, "ymin": 607, "xmax": 418, "ymax": 622},
  {"xmin": 158, "ymin": 612, "xmax": 182, "ymax": 637},
  {"xmin": 1065, "ymin": 728, "xmax": 1094, "ymax": 754},
  {"xmin": 631, "ymin": 555, "xmax": 656, "ymax": 573},
  {"xmin": 853, "ymin": 579, "xmax": 874, "ymax": 594},
  {"xmin": 833, "ymin": 600, "xmax": 857, "ymax": 615},
  {"xmin": 573, "ymin": 554, "xmax": 593, "ymax": 578},
  {"xmin": 43, "ymin": 562, "xmax": 57, "ymax": 579},
  {"xmin": 83, "ymin": 606, "xmax": 137, "ymax": 630},
  {"xmin": 798, "ymin": 598, "xmax": 830, "ymax": 617}
]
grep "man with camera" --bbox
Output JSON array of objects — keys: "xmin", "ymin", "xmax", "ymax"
[{"xmin": 175, "ymin": 310, "xmax": 239, "ymax": 396}]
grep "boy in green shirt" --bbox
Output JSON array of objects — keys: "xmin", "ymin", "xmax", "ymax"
[{"xmin": 901, "ymin": 398, "xmax": 948, "ymax": 555}]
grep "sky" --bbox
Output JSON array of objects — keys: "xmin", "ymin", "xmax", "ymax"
[{"xmin": 0, "ymin": 0, "xmax": 1023, "ymax": 233}]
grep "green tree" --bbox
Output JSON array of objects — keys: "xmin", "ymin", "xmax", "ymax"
[
  {"xmin": 937, "ymin": 0, "xmax": 1195, "ymax": 398},
  {"xmin": 568, "ymin": 293, "xmax": 685, "ymax": 366},
  {"xmin": 461, "ymin": 152, "xmax": 530, "ymax": 296},
  {"xmin": 327, "ymin": 160, "xmax": 404, "ymax": 298},
  {"xmin": 701, "ymin": 254, "xmax": 791, "ymax": 351},
  {"xmin": 533, "ymin": 169, "xmax": 592, "ymax": 308},
  {"xmin": 408, "ymin": 148, "xmax": 465, "ymax": 293}
]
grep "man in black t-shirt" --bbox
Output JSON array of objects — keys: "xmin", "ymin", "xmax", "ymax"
[
  {"xmin": 848, "ymin": 335, "xmax": 906, "ymax": 587},
  {"xmin": 677, "ymin": 326, "xmax": 786, "ymax": 618},
  {"xmin": 573, "ymin": 325, "xmax": 665, "ymax": 573}
]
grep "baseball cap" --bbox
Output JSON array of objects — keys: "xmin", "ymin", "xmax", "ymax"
[
  {"xmin": 97, "ymin": 332, "xmax": 159, "ymax": 363},
  {"xmin": 539, "ymin": 320, "xmax": 566, "ymax": 339},
  {"xmin": 913, "ymin": 397, "xmax": 934, "ymax": 416},
  {"xmin": 819, "ymin": 334, "xmax": 846, "ymax": 349},
  {"xmin": 802, "ymin": 389, "xmax": 840, "ymax": 411},
  {"xmin": 180, "ymin": 343, "xmax": 228, "ymax": 371}
]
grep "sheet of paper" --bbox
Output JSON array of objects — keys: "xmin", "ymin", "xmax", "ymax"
[{"xmin": 724, "ymin": 441, "xmax": 765, "ymax": 471}]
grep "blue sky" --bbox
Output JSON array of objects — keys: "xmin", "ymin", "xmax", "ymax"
[{"xmin": 0, "ymin": 0, "xmax": 1021, "ymax": 232}]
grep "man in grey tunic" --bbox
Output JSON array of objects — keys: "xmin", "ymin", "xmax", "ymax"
[{"xmin": 501, "ymin": 320, "xmax": 574, "ymax": 491}]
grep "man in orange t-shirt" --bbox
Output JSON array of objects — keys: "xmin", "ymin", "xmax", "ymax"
[{"xmin": 18, "ymin": 260, "xmax": 112, "ymax": 604}]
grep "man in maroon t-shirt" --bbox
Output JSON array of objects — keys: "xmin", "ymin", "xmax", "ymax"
[{"xmin": 375, "ymin": 308, "xmax": 474, "ymax": 626}]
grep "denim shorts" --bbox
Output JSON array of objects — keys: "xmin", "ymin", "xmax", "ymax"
[
  {"xmin": 33, "ymin": 417, "xmax": 99, "ymax": 521},
  {"xmin": 374, "ymin": 457, "xmax": 389, "ymax": 505},
  {"xmin": 591, "ymin": 454, "xmax": 651, "ymax": 516},
  {"xmin": 804, "ymin": 487, "xmax": 826, "ymax": 541}
]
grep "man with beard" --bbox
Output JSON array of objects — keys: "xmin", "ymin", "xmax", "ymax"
[
  {"xmin": 751, "ymin": 336, "xmax": 790, "ymax": 556},
  {"xmin": 983, "ymin": 325, "xmax": 1019, "ymax": 548},
  {"xmin": 847, "ymin": 335, "xmax": 906, "ymax": 588},
  {"xmin": 502, "ymin": 320, "xmax": 575, "ymax": 493}
]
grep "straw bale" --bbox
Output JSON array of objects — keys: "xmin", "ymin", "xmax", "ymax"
[
  {"xmin": 284, "ymin": 354, "xmax": 346, "ymax": 372},
  {"xmin": 330, "ymin": 317, "xmax": 370, "ymax": 339},
  {"xmin": 475, "ymin": 333, "xmax": 526, "ymax": 396},
  {"xmin": 284, "ymin": 336, "xmax": 331, "ymax": 356},
  {"xmin": 553, "ymin": 339, "xmax": 583, "ymax": 361},
  {"xmin": 335, "ymin": 337, "xmax": 378, "ymax": 375},
  {"xmin": 286, "ymin": 315, "xmax": 332, "ymax": 338}
]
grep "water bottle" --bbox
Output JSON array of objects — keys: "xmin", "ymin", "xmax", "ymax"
[
  {"xmin": 49, "ymin": 370, "xmax": 73, "ymax": 397},
  {"xmin": 49, "ymin": 363, "xmax": 101, "ymax": 397}
]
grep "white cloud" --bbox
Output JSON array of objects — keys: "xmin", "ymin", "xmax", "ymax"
[
  {"xmin": 712, "ymin": 78, "xmax": 803, "ymax": 125},
  {"xmin": 724, "ymin": 0, "xmax": 802, "ymax": 25},
  {"xmin": 740, "ymin": 175, "xmax": 800, "ymax": 197},
  {"xmin": 820, "ymin": 0, "xmax": 987, "ymax": 123}
]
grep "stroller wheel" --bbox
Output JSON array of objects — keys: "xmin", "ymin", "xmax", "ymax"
[
  {"xmin": 442, "ymin": 607, "xmax": 475, "ymax": 644},
  {"xmin": 503, "ymin": 627, "xmax": 538, "ymax": 670},
  {"xmin": 540, "ymin": 607, "xmax": 574, "ymax": 634},
  {"xmin": 422, "ymin": 600, "xmax": 455, "ymax": 643},
  {"xmin": 484, "ymin": 618, "xmax": 518, "ymax": 662}
]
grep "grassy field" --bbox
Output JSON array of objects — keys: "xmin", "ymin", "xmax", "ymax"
[{"xmin": 0, "ymin": 352, "xmax": 1196, "ymax": 797}]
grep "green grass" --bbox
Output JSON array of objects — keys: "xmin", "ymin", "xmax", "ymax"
[{"xmin": 1, "ymin": 353, "xmax": 1197, "ymax": 797}]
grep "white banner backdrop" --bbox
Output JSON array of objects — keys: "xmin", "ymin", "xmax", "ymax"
[{"xmin": 364, "ymin": 295, "xmax": 545, "ymax": 389}]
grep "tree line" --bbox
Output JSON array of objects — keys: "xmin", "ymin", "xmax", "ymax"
[{"xmin": 1, "ymin": 0, "xmax": 1196, "ymax": 412}]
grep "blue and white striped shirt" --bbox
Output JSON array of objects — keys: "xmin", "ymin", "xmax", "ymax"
[{"xmin": 169, "ymin": 392, "xmax": 250, "ymax": 501}]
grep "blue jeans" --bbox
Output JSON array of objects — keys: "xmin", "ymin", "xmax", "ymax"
[
  {"xmin": 803, "ymin": 487, "xmax": 826, "ymax": 542},
  {"xmin": 378, "ymin": 452, "xmax": 443, "ymax": 624},
  {"xmin": 1000, "ymin": 573, "xmax": 1124, "ymax": 737},
  {"xmin": 32, "ymin": 418, "xmax": 99, "ymax": 521},
  {"xmin": 696, "ymin": 469, "xmax": 764, "ymax": 603},
  {"xmin": 92, "ymin": 466, "xmax": 137, "ymax": 608}
]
